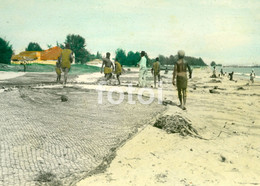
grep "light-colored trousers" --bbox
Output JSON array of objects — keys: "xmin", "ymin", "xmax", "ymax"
[{"xmin": 139, "ymin": 69, "xmax": 147, "ymax": 87}]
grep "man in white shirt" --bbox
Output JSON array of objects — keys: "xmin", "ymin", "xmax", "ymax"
[{"xmin": 138, "ymin": 51, "xmax": 147, "ymax": 87}]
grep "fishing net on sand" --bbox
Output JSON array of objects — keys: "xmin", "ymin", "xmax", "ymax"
[{"xmin": 154, "ymin": 115, "xmax": 202, "ymax": 138}]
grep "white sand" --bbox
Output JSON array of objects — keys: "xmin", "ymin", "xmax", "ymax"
[
  {"xmin": 0, "ymin": 71, "xmax": 26, "ymax": 80},
  {"xmin": 77, "ymin": 68, "xmax": 260, "ymax": 186}
]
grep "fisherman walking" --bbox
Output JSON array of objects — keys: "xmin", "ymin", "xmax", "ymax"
[
  {"xmin": 172, "ymin": 50, "xmax": 192, "ymax": 110},
  {"xmin": 151, "ymin": 57, "xmax": 161, "ymax": 88},
  {"xmin": 101, "ymin": 52, "xmax": 114, "ymax": 83},
  {"xmin": 59, "ymin": 43, "xmax": 73, "ymax": 86}
]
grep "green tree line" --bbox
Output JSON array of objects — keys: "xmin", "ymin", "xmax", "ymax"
[
  {"xmin": 115, "ymin": 48, "xmax": 207, "ymax": 67},
  {"xmin": 1, "ymin": 36, "xmax": 207, "ymax": 66}
]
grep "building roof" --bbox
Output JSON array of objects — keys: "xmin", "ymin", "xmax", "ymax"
[
  {"xmin": 11, "ymin": 46, "xmax": 63, "ymax": 61},
  {"xmin": 41, "ymin": 46, "xmax": 62, "ymax": 60},
  {"xmin": 11, "ymin": 51, "xmax": 38, "ymax": 61}
]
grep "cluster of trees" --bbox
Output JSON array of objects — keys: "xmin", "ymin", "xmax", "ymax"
[
  {"xmin": 210, "ymin": 61, "xmax": 222, "ymax": 67},
  {"xmin": 55, "ymin": 34, "xmax": 102, "ymax": 64},
  {"xmin": 115, "ymin": 49, "xmax": 141, "ymax": 66},
  {"xmin": 25, "ymin": 42, "xmax": 43, "ymax": 51},
  {"xmin": 157, "ymin": 55, "xmax": 207, "ymax": 67},
  {"xmin": 0, "ymin": 35, "xmax": 208, "ymax": 66},
  {"xmin": 25, "ymin": 35, "xmax": 101, "ymax": 64},
  {"xmin": 115, "ymin": 49, "xmax": 207, "ymax": 67},
  {"xmin": 0, "ymin": 37, "xmax": 13, "ymax": 64}
]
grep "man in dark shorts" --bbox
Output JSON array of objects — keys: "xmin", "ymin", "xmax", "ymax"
[
  {"xmin": 151, "ymin": 57, "xmax": 160, "ymax": 88},
  {"xmin": 172, "ymin": 50, "xmax": 192, "ymax": 110}
]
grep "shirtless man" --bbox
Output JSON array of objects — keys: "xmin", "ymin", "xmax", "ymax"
[
  {"xmin": 101, "ymin": 52, "xmax": 114, "ymax": 81},
  {"xmin": 114, "ymin": 58, "xmax": 122, "ymax": 85},
  {"xmin": 151, "ymin": 57, "xmax": 160, "ymax": 88},
  {"xmin": 172, "ymin": 50, "xmax": 192, "ymax": 110}
]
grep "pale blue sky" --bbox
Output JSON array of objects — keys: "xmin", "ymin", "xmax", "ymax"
[{"xmin": 1, "ymin": 0, "xmax": 259, "ymax": 65}]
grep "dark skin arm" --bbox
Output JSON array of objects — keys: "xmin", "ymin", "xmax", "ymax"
[
  {"xmin": 70, "ymin": 53, "xmax": 73, "ymax": 63},
  {"xmin": 187, "ymin": 63, "xmax": 192, "ymax": 79},
  {"xmin": 111, "ymin": 62, "xmax": 115, "ymax": 71},
  {"xmin": 101, "ymin": 60, "xmax": 105, "ymax": 73}
]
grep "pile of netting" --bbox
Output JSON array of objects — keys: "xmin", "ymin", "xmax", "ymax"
[{"xmin": 154, "ymin": 114, "xmax": 203, "ymax": 139}]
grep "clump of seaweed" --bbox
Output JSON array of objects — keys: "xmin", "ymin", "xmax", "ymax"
[{"xmin": 154, "ymin": 115, "xmax": 203, "ymax": 139}]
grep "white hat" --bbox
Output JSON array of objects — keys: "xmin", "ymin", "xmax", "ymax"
[{"xmin": 178, "ymin": 50, "xmax": 185, "ymax": 58}]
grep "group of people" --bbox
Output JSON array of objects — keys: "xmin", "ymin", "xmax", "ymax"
[
  {"xmin": 100, "ymin": 52, "xmax": 122, "ymax": 85},
  {"xmin": 213, "ymin": 67, "xmax": 256, "ymax": 83},
  {"xmin": 55, "ymin": 46, "xmax": 193, "ymax": 110}
]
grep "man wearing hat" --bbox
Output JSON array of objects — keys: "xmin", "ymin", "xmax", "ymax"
[{"xmin": 172, "ymin": 50, "xmax": 192, "ymax": 110}]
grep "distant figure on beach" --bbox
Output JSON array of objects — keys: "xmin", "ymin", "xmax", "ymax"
[
  {"xmin": 59, "ymin": 43, "xmax": 73, "ymax": 86},
  {"xmin": 121, "ymin": 65, "xmax": 126, "ymax": 73},
  {"xmin": 21, "ymin": 61, "xmax": 27, "ymax": 72},
  {"xmin": 164, "ymin": 67, "xmax": 168, "ymax": 74},
  {"xmin": 211, "ymin": 66, "xmax": 217, "ymax": 78},
  {"xmin": 151, "ymin": 57, "xmax": 160, "ymax": 88},
  {"xmin": 101, "ymin": 52, "xmax": 114, "ymax": 82},
  {"xmin": 228, "ymin": 71, "xmax": 234, "ymax": 81},
  {"xmin": 55, "ymin": 61, "xmax": 61, "ymax": 83},
  {"xmin": 114, "ymin": 58, "xmax": 122, "ymax": 85},
  {"xmin": 172, "ymin": 50, "xmax": 192, "ymax": 110},
  {"xmin": 250, "ymin": 69, "xmax": 256, "ymax": 83},
  {"xmin": 138, "ymin": 51, "xmax": 147, "ymax": 87},
  {"xmin": 21, "ymin": 57, "xmax": 27, "ymax": 72},
  {"xmin": 220, "ymin": 68, "xmax": 224, "ymax": 76}
]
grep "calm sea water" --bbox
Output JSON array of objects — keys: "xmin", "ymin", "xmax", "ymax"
[{"xmin": 214, "ymin": 66, "xmax": 260, "ymax": 81}]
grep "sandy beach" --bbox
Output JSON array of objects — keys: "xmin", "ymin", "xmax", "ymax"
[
  {"xmin": 0, "ymin": 66, "xmax": 259, "ymax": 186},
  {"xmin": 77, "ymin": 67, "xmax": 260, "ymax": 186}
]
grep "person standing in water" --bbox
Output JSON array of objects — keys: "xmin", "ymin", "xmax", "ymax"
[
  {"xmin": 229, "ymin": 71, "xmax": 234, "ymax": 81},
  {"xmin": 172, "ymin": 50, "xmax": 192, "ymax": 110},
  {"xmin": 250, "ymin": 69, "xmax": 256, "ymax": 83}
]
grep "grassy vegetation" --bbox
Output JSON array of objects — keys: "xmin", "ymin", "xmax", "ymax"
[{"xmin": 0, "ymin": 63, "xmax": 100, "ymax": 74}]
